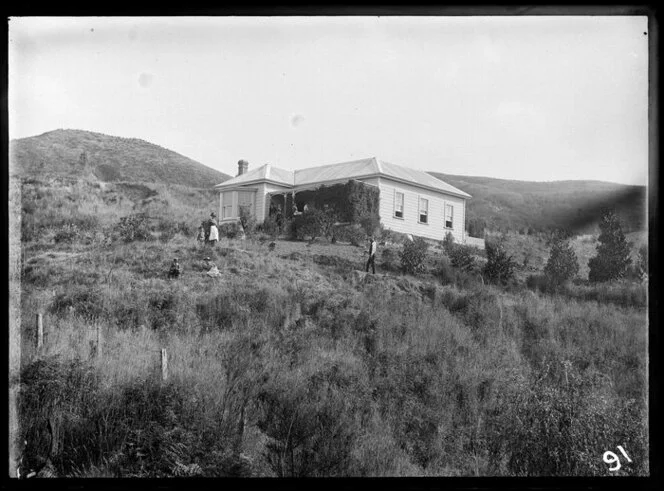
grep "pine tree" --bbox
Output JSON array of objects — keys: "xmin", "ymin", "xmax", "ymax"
[
  {"xmin": 544, "ymin": 237, "xmax": 579, "ymax": 289},
  {"xmin": 588, "ymin": 209, "xmax": 632, "ymax": 283},
  {"xmin": 483, "ymin": 238, "xmax": 516, "ymax": 285}
]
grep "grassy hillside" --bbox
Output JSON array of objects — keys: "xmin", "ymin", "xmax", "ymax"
[
  {"xmin": 12, "ymin": 176, "xmax": 648, "ymax": 477},
  {"xmin": 10, "ymin": 129, "xmax": 232, "ymax": 188},
  {"xmin": 429, "ymin": 172, "xmax": 647, "ymax": 236}
]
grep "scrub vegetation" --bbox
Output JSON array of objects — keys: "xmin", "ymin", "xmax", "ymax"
[{"xmin": 14, "ymin": 176, "xmax": 648, "ymax": 477}]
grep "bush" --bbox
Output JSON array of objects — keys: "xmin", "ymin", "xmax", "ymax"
[
  {"xmin": 563, "ymin": 281, "xmax": 647, "ymax": 309},
  {"xmin": 333, "ymin": 224, "xmax": 366, "ymax": 246},
  {"xmin": 51, "ymin": 287, "xmax": 105, "ymax": 321},
  {"xmin": 636, "ymin": 244, "xmax": 647, "ymax": 281},
  {"xmin": 286, "ymin": 179, "xmax": 380, "ymax": 227},
  {"xmin": 544, "ymin": 238, "xmax": 579, "ymax": 289},
  {"xmin": 239, "ymin": 206, "xmax": 256, "ymax": 237},
  {"xmin": 435, "ymin": 256, "xmax": 455, "ymax": 285},
  {"xmin": 258, "ymin": 215, "xmax": 280, "ymax": 239},
  {"xmin": 448, "ymin": 244, "xmax": 476, "ymax": 272},
  {"xmin": 381, "ymin": 248, "xmax": 397, "ymax": 271},
  {"xmin": 442, "ymin": 232, "xmax": 455, "ymax": 255},
  {"xmin": 588, "ymin": 210, "xmax": 632, "ymax": 283},
  {"xmin": 400, "ymin": 237, "xmax": 429, "ymax": 275},
  {"xmin": 114, "ymin": 213, "xmax": 151, "ymax": 243},
  {"xmin": 487, "ymin": 363, "xmax": 648, "ymax": 476},
  {"xmin": 218, "ymin": 220, "xmax": 243, "ymax": 239},
  {"xmin": 526, "ymin": 273, "xmax": 549, "ymax": 293},
  {"xmin": 359, "ymin": 215, "xmax": 381, "ymax": 237},
  {"xmin": 483, "ymin": 239, "xmax": 516, "ymax": 285},
  {"xmin": 256, "ymin": 372, "xmax": 360, "ymax": 477},
  {"xmin": 292, "ymin": 207, "xmax": 337, "ymax": 241},
  {"xmin": 53, "ymin": 224, "xmax": 81, "ymax": 244}
]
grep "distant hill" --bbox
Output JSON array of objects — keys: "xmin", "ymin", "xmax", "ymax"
[
  {"xmin": 10, "ymin": 129, "xmax": 232, "ymax": 188},
  {"xmin": 428, "ymin": 172, "xmax": 647, "ymax": 236}
]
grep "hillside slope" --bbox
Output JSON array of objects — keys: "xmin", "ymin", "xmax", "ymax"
[
  {"xmin": 429, "ymin": 172, "xmax": 647, "ymax": 235},
  {"xmin": 10, "ymin": 129, "xmax": 232, "ymax": 188}
]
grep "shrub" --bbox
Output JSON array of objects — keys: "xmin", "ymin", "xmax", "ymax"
[
  {"xmin": 487, "ymin": 363, "xmax": 648, "ymax": 476},
  {"xmin": 292, "ymin": 206, "xmax": 337, "ymax": 241},
  {"xmin": 218, "ymin": 220, "xmax": 243, "ymax": 239},
  {"xmin": 588, "ymin": 210, "xmax": 632, "ymax": 283},
  {"xmin": 526, "ymin": 273, "xmax": 549, "ymax": 293},
  {"xmin": 256, "ymin": 372, "xmax": 359, "ymax": 476},
  {"xmin": 19, "ymin": 356, "xmax": 104, "ymax": 477},
  {"xmin": 114, "ymin": 213, "xmax": 151, "ymax": 243},
  {"xmin": 156, "ymin": 220, "xmax": 177, "ymax": 243},
  {"xmin": 636, "ymin": 244, "xmax": 647, "ymax": 281},
  {"xmin": 381, "ymin": 248, "xmax": 397, "ymax": 271},
  {"xmin": 467, "ymin": 217, "xmax": 487, "ymax": 238},
  {"xmin": 333, "ymin": 224, "xmax": 366, "ymax": 246},
  {"xmin": 286, "ymin": 179, "xmax": 380, "ymax": 227},
  {"xmin": 544, "ymin": 238, "xmax": 579, "ymax": 289},
  {"xmin": 483, "ymin": 239, "xmax": 516, "ymax": 285},
  {"xmin": 448, "ymin": 244, "xmax": 476, "ymax": 272},
  {"xmin": 359, "ymin": 214, "xmax": 381, "ymax": 237},
  {"xmin": 239, "ymin": 205, "xmax": 257, "ymax": 236},
  {"xmin": 258, "ymin": 215, "xmax": 280, "ymax": 239},
  {"xmin": 442, "ymin": 231, "xmax": 455, "ymax": 255},
  {"xmin": 400, "ymin": 237, "xmax": 429, "ymax": 275},
  {"xmin": 563, "ymin": 281, "xmax": 647, "ymax": 309},
  {"xmin": 51, "ymin": 287, "xmax": 105, "ymax": 321},
  {"xmin": 436, "ymin": 256, "xmax": 455, "ymax": 285},
  {"xmin": 53, "ymin": 224, "xmax": 81, "ymax": 244}
]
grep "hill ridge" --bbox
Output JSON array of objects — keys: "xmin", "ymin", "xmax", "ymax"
[
  {"xmin": 428, "ymin": 171, "xmax": 646, "ymax": 235},
  {"xmin": 10, "ymin": 128, "xmax": 232, "ymax": 189}
]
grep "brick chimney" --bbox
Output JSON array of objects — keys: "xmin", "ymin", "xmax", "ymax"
[{"xmin": 237, "ymin": 159, "xmax": 249, "ymax": 176}]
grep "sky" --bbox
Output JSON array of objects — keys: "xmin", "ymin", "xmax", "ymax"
[{"xmin": 8, "ymin": 16, "xmax": 649, "ymax": 185}]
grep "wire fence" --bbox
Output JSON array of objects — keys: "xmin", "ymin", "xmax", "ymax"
[{"xmin": 30, "ymin": 313, "xmax": 171, "ymax": 380}]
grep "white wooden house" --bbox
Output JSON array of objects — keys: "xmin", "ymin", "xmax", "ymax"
[{"xmin": 214, "ymin": 157, "xmax": 472, "ymax": 243}]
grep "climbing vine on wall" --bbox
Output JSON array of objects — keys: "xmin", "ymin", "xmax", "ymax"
[{"xmin": 285, "ymin": 180, "xmax": 380, "ymax": 227}]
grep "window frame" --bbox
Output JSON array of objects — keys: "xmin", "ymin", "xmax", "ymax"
[
  {"xmin": 237, "ymin": 191, "xmax": 254, "ymax": 216},
  {"xmin": 394, "ymin": 190, "xmax": 405, "ymax": 219},
  {"xmin": 418, "ymin": 196, "xmax": 429, "ymax": 224},
  {"xmin": 222, "ymin": 192, "xmax": 234, "ymax": 219},
  {"xmin": 445, "ymin": 203, "xmax": 454, "ymax": 229}
]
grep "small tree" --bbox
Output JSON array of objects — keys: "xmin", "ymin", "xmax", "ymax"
[
  {"xmin": 448, "ymin": 244, "xmax": 476, "ymax": 272},
  {"xmin": 442, "ymin": 231, "xmax": 455, "ymax": 255},
  {"xmin": 637, "ymin": 244, "xmax": 648, "ymax": 281},
  {"xmin": 544, "ymin": 238, "xmax": 579, "ymax": 289},
  {"xmin": 483, "ymin": 238, "xmax": 516, "ymax": 285},
  {"xmin": 400, "ymin": 237, "xmax": 429, "ymax": 275},
  {"xmin": 239, "ymin": 205, "xmax": 256, "ymax": 236},
  {"xmin": 115, "ymin": 213, "xmax": 152, "ymax": 243},
  {"xmin": 588, "ymin": 210, "xmax": 632, "ymax": 283},
  {"xmin": 293, "ymin": 206, "xmax": 337, "ymax": 241}
]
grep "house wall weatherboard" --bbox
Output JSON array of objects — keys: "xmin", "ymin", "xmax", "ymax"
[{"xmin": 377, "ymin": 178, "xmax": 466, "ymax": 243}]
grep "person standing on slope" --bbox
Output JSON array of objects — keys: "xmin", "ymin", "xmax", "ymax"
[
  {"xmin": 208, "ymin": 212, "xmax": 219, "ymax": 246},
  {"xmin": 365, "ymin": 235, "xmax": 377, "ymax": 274}
]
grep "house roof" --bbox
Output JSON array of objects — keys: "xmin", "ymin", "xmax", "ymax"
[
  {"xmin": 214, "ymin": 164, "xmax": 293, "ymax": 189},
  {"xmin": 215, "ymin": 157, "xmax": 471, "ymax": 199}
]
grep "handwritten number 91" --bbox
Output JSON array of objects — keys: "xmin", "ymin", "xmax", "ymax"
[{"xmin": 603, "ymin": 446, "xmax": 632, "ymax": 471}]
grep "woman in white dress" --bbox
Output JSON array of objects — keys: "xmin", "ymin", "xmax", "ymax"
[{"xmin": 208, "ymin": 212, "xmax": 219, "ymax": 245}]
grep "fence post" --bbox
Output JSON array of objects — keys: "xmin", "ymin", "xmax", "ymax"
[
  {"xmin": 36, "ymin": 313, "xmax": 44, "ymax": 352},
  {"xmin": 96, "ymin": 324, "xmax": 103, "ymax": 359},
  {"xmin": 161, "ymin": 349, "xmax": 168, "ymax": 381}
]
